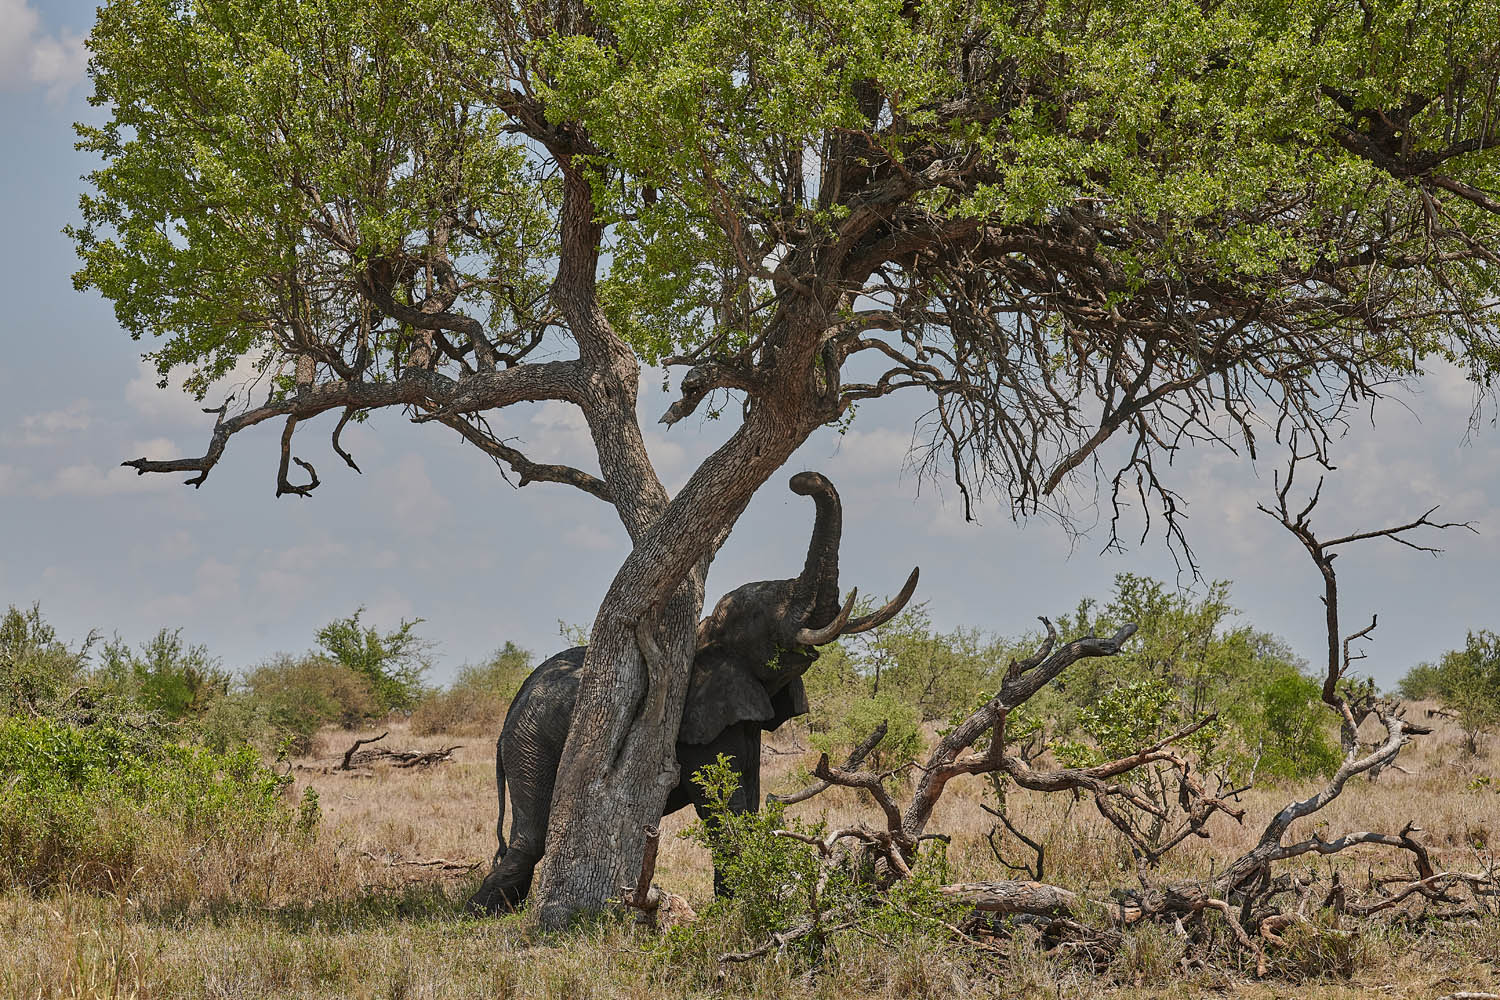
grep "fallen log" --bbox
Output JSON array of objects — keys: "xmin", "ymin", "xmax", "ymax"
[
  {"xmin": 338, "ymin": 732, "xmax": 462, "ymax": 770},
  {"xmin": 939, "ymin": 880, "xmax": 1078, "ymax": 917}
]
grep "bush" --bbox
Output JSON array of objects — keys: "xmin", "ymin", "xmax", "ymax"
[
  {"xmin": 0, "ymin": 604, "xmax": 92, "ymax": 715},
  {"xmin": 1241, "ymin": 671, "xmax": 1342, "ymax": 780},
  {"xmin": 808, "ymin": 690, "xmax": 925, "ymax": 771},
  {"xmin": 813, "ymin": 602, "xmax": 1009, "ymax": 723},
  {"xmin": 244, "ymin": 655, "xmax": 378, "ymax": 752},
  {"xmin": 1398, "ymin": 661, "xmax": 1444, "ymax": 700},
  {"xmin": 685, "ymin": 756, "xmax": 835, "ymax": 943},
  {"xmin": 93, "ymin": 628, "xmax": 230, "ymax": 720},
  {"xmin": 1400, "ymin": 632, "xmax": 1500, "ymax": 754},
  {"xmin": 677, "ymin": 757, "xmax": 967, "ymax": 967},
  {"xmin": 315, "ymin": 609, "xmax": 430, "ymax": 712},
  {"xmin": 410, "ymin": 642, "xmax": 533, "ymax": 736},
  {"xmin": 0, "ymin": 715, "xmax": 291, "ymax": 890}
]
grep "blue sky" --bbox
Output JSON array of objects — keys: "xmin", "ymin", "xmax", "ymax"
[{"xmin": 2, "ymin": 0, "xmax": 1498, "ymax": 687}]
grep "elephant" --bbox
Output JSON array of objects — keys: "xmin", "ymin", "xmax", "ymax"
[{"xmin": 466, "ymin": 471, "xmax": 919, "ymax": 914}]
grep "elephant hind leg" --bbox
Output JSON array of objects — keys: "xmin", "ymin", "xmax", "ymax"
[{"xmin": 466, "ymin": 847, "xmax": 540, "ymax": 915}]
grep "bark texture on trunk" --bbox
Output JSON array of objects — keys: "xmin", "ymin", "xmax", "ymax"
[
  {"xmin": 531, "ymin": 407, "xmax": 819, "ymax": 927},
  {"xmin": 527, "ymin": 168, "xmax": 838, "ymax": 927}
]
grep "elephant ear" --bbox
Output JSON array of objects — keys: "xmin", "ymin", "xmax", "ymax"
[
  {"xmin": 761, "ymin": 676, "xmax": 809, "ymax": 733},
  {"xmin": 678, "ymin": 647, "xmax": 773, "ymax": 745}
]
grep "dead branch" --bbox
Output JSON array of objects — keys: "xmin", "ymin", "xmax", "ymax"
[
  {"xmin": 339, "ymin": 733, "xmax": 460, "ymax": 771},
  {"xmin": 618, "ymin": 825, "xmax": 698, "ymax": 930},
  {"xmin": 340, "ymin": 732, "xmax": 388, "ymax": 770},
  {"xmin": 720, "ymin": 918, "xmax": 864, "ymax": 963},
  {"xmin": 939, "ymin": 880, "xmax": 1078, "ymax": 917},
  {"xmin": 981, "ymin": 794, "xmax": 1046, "ymax": 879},
  {"xmin": 358, "ymin": 850, "xmax": 481, "ymax": 873},
  {"xmin": 1223, "ymin": 451, "xmax": 1449, "ymax": 896},
  {"xmin": 767, "ymin": 720, "xmax": 887, "ymax": 806},
  {"xmin": 1258, "ymin": 449, "xmax": 1472, "ymax": 751}
]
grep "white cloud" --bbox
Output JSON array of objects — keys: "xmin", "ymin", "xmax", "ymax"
[
  {"xmin": 820, "ymin": 426, "xmax": 919, "ymax": 492},
  {"xmin": 1419, "ymin": 358, "xmax": 1482, "ymax": 419},
  {"xmin": 526, "ymin": 401, "xmax": 597, "ymax": 468},
  {"xmin": 0, "ymin": 0, "xmax": 88, "ymax": 101},
  {"xmin": 17, "ymin": 401, "xmax": 91, "ymax": 444},
  {"xmin": 140, "ymin": 557, "xmax": 243, "ymax": 624},
  {"xmin": 387, "ymin": 453, "xmax": 451, "ymax": 533},
  {"xmin": 0, "ymin": 464, "xmax": 27, "ymax": 496},
  {"xmin": 27, "ymin": 436, "xmax": 185, "ymax": 497},
  {"xmin": 42, "ymin": 461, "xmax": 172, "ymax": 497},
  {"xmin": 152, "ymin": 530, "xmax": 198, "ymax": 562},
  {"xmin": 364, "ymin": 591, "xmax": 416, "ymax": 628},
  {"xmin": 125, "ymin": 356, "xmax": 268, "ymax": 429},
  {"xmin": 642, "ymin": 432, "xmax": 690, "ymax": 493}
]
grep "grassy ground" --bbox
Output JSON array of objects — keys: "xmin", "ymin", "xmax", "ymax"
[{"xmin": 3, "ymin": 707, "xmax": 1499, "ymax": 999}]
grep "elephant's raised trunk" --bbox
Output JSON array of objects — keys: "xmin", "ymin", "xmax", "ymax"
[{"xmin": 787, "ymin": 471, "xmax": 842, "ymax": 629}]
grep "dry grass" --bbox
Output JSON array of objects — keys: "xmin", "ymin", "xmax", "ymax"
[{"xmin": 3, "ymin": 707, "xmax": 1500, "ymax": 999}]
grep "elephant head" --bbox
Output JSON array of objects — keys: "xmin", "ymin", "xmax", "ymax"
[{"xmin": 678, "ymin": 472, "xmax": 919, "ymax": 745}]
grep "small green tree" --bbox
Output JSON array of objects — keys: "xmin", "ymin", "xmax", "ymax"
[
  {"xmin": 0, "ymin": 605, "xmax": 93, "ymax": 716},
  {"xmin": 315, "ymin": 610, "xmax": 429, "ymax": 712},
  {"xmin": 1052, "ymin": 575, "xmax": 1343, "ymax": 779},
  {"xmin": 1401, "ymin": 632, "xmax": 1500, "ymax": 755},
  {"xmin": 95, "ymin": 629, "xmax": 230, "ymax": 720},
  {"xmin": 1238, "ymin": 671, "xmax": 1342, "ymax": 781},
  {"xmin": 243, "ymin": 654, "xmax": 379, "ymax": 751},
  {"xmin": 1055, "ymin": 677, "xmax": 1225, "ymax": 860}
]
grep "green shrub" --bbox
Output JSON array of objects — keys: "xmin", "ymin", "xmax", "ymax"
[
  {"xmin": 0, "ymin": 604, "xmax": 92, "ymax": 715},
  {"xmin": 93, "ymin": 629, "xmax": 230, "ymax": 720},
  {"xmin": 1399, "ymin": 632, "xmax": 1500, "ymax": 754},
  {"xmin": 1242, "ymin": 672, "xmax": 1342, "ymax": 780},
  {"xmin": 244, "ymin": 655, "xmax": 378, "ymax": 751},
  {"xmin": 1057, "ymin": 677, "xmax": 1222, "ymax": 768},
  {"xmin": 316, "ymin": 609, "xmax": 430, "ymax": 712},
  {"xmin": 686, "ymin": 756, "xmax": 837, "ymax": 944},
  {"xmin": 679, "ymin": 758, "xmax": 969, "ymax": 966},
  {"xmin": 0, "ymin": 715, "xmax": 291, "ymax": 890},
  {"xmin": 1398, "ymin": 661, "xmax": 1444, "ymax": 700},
  {"xmin": 410, "ymin": 642, "xmax": 533, "ymax": 736},
  {"xmin": 809, "ymin": 690, "xmax": 925, "ymax": 771},
  {"xmin": 808, "ymin": 602, "xmax": 1011, "ymax": 723}
]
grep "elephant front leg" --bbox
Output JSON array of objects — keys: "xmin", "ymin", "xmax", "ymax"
[{"xmin": 686, "ymin": 722, "xmax": 763, "ymax": 899}]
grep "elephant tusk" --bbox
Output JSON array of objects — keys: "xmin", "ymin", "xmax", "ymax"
[
  {"xmin": 794, "ymin": 588, "xmax": 858, "ymax": 647},
  {"xmin": 839, "ymin": 567, "xmax": 920, "ymax": 636}
]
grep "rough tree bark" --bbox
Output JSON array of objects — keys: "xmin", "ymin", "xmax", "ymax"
[{"xmin": 529, "ymin": 171, "xmax": 841, "ymax": 926}]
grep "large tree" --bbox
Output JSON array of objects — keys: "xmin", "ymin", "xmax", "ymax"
[{"xmin": 73, "ymin": 0, "xmax": 1500, "ymax": 926}]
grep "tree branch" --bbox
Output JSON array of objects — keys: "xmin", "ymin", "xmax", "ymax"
[{"xmin": 123, "ymin": 364, "xmax": 585, "ymax": 492}]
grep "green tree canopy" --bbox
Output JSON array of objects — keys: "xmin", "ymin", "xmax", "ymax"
[{"xmin": 1401, "ymin": 630, "xmax": 1500, "ymax": 754}]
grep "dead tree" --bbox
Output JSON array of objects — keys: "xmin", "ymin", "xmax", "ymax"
[{"xmin": 716, "ymin": 455, "xmax": 1495, "ymax": 968}]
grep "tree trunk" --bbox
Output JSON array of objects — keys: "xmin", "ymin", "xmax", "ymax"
[
  {"xmin": 534, "ymin": 175, "xmax": 835, "ymax": 924},
  {"xmin": 530, "ymin": 369, "xmax": 827, "ymax": 927},
  {"xmin": 531, "ymin": 580, "xmax": 704, "ymax": 930}
]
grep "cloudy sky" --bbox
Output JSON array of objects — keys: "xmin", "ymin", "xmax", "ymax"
[{"xmin": 3, "ymin": 0, "xmax": 1498, "ymax": 687}]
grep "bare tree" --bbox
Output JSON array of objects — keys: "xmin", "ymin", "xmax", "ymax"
[{"xmin": 730, "ymin": 455, "xmax": 1490, "ymax": 968}]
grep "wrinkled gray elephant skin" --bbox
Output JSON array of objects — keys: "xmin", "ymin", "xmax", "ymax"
[{"xmin": 467, "ymin": 472, "xmax": 919, "ymax": 914}]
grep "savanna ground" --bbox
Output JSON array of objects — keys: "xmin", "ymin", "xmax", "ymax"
[{"xmin": 4, "ymin": 705, "xmax": 1498, "ymax": 1000}]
